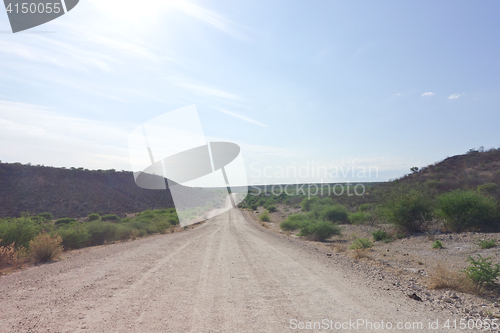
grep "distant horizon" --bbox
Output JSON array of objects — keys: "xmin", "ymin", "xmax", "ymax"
[{"xmin": 2, "ymin": 145, "xmax": 489, "ymax": 186}]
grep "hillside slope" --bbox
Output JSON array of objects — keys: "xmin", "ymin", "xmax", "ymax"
[
  {"xmin": 0, "ymin": 163, "xmax": 175, "ymax": 218},
  {"xmin": 397, "ymin": 148, "xmax": 500, "ymax": 197}
]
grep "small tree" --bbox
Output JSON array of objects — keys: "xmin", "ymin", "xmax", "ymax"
[{"xmin": 87, "ymin": 213, "xmax": 100, "ymax": 222}]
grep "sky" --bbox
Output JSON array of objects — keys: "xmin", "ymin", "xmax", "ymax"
[{"xmin": 0, "ymin": 0, "xmax": 499, "ymax": 185}]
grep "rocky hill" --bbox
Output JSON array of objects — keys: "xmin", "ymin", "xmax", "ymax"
[
  {"xmin": 397, "ymin": 147, "xmax": 500, "ymax": 198},
  {"xmin": 0, "ymin": 163, "xmax": 176, "ymax": 218}
]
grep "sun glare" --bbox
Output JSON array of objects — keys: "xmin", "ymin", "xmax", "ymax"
[{"xmin": 91, "ymin": 0, "xmax": 181, "ymax": 22}]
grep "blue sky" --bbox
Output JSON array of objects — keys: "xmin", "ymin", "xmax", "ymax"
[{"xmin": 0, "ymin": 0, "xmax": 499, "ymax": 185}]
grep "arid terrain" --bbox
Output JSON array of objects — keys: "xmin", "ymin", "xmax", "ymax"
[
  {"xmin": 250, "ymin": 205, "xmax": 500, "ymax": 323},
  {"xmin": 1, "ymin": 208, "xmax": 491, "ymax": 332}
]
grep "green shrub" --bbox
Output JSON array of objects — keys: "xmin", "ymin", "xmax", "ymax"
[
  {"xmin": 87, "ymin": 221, "xmax": 118, "ymax": 246},
  {"xmin": 264, "ymin": 199, "xmax": 276, "ymax": 209},
  {"xmin": 321, "ymin": 197, "xmax": 334, "ymax": 206},
  {"xmin": 133, "ymin": 228, "xmax": 147, "ymax": 238},
  {"xmin": 464, "ymin": 255, "xmax": 500, "ymax": 287},
  {"xmin": 383, "ymin": 190, "xmax": 432, "ymax": 232},
  {"xmin": 37, "ymin": 212, "xmax": 53, "ymax": 221},
  {"xmin": 57, "ymin": 224, "xmax": 90, "ymax": 249},
  {"xmin": 167, "ymin": 216, "xmax": 179, "ymax": 225},
  {"xmin": 350, "ymin": 238, "xmax": 373, "ymax": 250},
  {"xmin": 267, "ymin": 205, "xmax": 277, "ymax": 213},
  {"xmin": 151, "ymin": 217, "xmax": 170, "ymax": 234},
  {"xmin": 87, "ymin": 213, "xmax": 100, "ymax": 222},
  {"xmin": 298, "ymin": 220, "xmax": 340, "ymax": 241},
  {"xmin": 259, "ymin": 210, "xmax": 270, "ymax": 222},
  {"xmin": 0, "ymin": 217, "xmax": 40, "ymax": 249},
  {"xmin": 477, "ymin": 239, "xmax": 497, "ymax": 249},
  {"xmin": 425, "ymin": 180, "xmax": 439, "ymax": 189},
  {"xmin": 279, "ymin": 220, "xmax": 295, "ymax": 231},
  {"xmin": 432, "ymin": 240, "xmax": 444, "ymax": 249},
  {"xmin": 250, "ymin": 203, "xmax": 258, "ymax": 210},
  {"xmin": 55, "ymin": 217, "xmax": 77, "ymax": 225},
  {"xmin": 348, "ymin": 212, "xmax": 371, "ymax": 224},
  {"xmin": 437, "ymin": 190, "xmax": 498, "ymax": 232},
  {"xmin": 301, "ymin": 197, "xmax": 320, "ymax": 212},
  {"xmin": 101, "ymin": 214, "xmax": 120, "ymax": 222},
  {"xmin": 372, "ymin": 230, "xmax": 391, "ymax": 242},
  {"xmin": 116, "ymin": 225, "xmax": 134, "ymax": 240},
  {"xmin": 280, "ymin": 214, "xmax": 309, "ymax": 231},
  {"xmin": 477, "ymin": 183, "xmax": 498, "ymax": 195},
  {"xmin": 358, "ymin": 203, "xmax": 373, "ymax": 212},
  {"xmin": 320, "ymin": 205, "xmax": 348, "ymax": 223}
]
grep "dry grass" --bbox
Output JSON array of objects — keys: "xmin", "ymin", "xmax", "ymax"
[
  {"xmin": 29, "ymin": 233, "xmax": 63, "ymax": 263},
  {"xmin": 349, "ymin": 248, "xmax": 372, "ymax": 260},
  {"xmin": 428, "ymin": 262, "xmax": 460, "ymax": 290},
  {"xmin": 1, "ymin": 239, "xmax": 31, "ymax": 270},
  {"xmin": 12, "ymin": 247, "xmax": 31, "ymax": 268},
  {"xmin": 334, "ymin": 244, "xmax": 347, "ymax": 253},
  {"xmin": 427, "ymin": 261, "xmax": 482, "ymax": 293},
  {"xmin": 130, "ymin": 229, "xmax": 139, "ymax": 240},
  {"xmin": 0, "ymin": 240, "xmax": 15, "ymax": 269}
]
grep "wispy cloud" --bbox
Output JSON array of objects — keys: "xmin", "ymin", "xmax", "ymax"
[
  {"xmin": 0, "ymin": 37, "xmax": 116, "ymax": 72},
  {"xmin": 175, "ymin": 1, "xmax": 249, "ymax": 40},
  {"xmin": 172, "ymin": 79, "xmax": 242, "ymax": 101},
  {"xmin": 58, "ymin": 80, "xmax": 127, "ymax": 102},
  {"xmin": 448, "ymin": 93, "xmax": 461, "ymax": 100},
  {"xmin": 214, "ymin": 107, "xmax": 266, "ymax": 127},
  {"xmin": 421, "ymin": 92, "xmax": 435, "ymax": 97},
  {"xmin": 0, "ymin": 100, "xmax": 131, "ymax": 169}
]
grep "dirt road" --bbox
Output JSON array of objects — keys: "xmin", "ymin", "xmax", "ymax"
[{"xmin": 1, "ymin": 209, "xmax": 471, "ymax": 332}]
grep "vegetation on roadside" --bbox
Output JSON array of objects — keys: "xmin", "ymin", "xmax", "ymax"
[
  {"xmin": 30, "ymin": 233, "xmax": 63, "ymax": 263},
  {"xmin": 432, "ymin": 240, "xmax": 444, "ymax": 249},
  {"xmin": 298, "ymin": 220, "xmax": 341, "ymax": 241},
  {"xmin": 239, "ymin": 147, "xmax": 500, "ymax": 302},
  {"xmin": 372, "ymin": 229, "xmax": 391, "ymax": 242},
  {"xmin": 477, "ymin": 239, "xmax": 497, "ymax": 249},
  {"xmin": 429, "ymin": 255, "xmax": 500, "ymax": 294},
  {"xmin": 464, "ymin": 255, "xmax": 500, "ymax": 288},
  {"xmin": 259, "ymin": 210, "xmax": 270, "ymax": 222},
  {"xmin": 350, "ymin": 238, "xmax": 373, "ymax": 250},
  {"xmin": 0, "ymin": 208, "xmax": 180, "ymax": 271},
  {"xmin": 437, "ymin": 190, "xmax": 498, "ymax": 232},
  {"xmin": 240, "ymin": 148, "xmax": 500, "ymax": 237}
]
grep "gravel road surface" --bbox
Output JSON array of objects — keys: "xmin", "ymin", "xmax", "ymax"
[{"xmin": 1, "ymin": 209, "xmax": 471, "ymax": 332}]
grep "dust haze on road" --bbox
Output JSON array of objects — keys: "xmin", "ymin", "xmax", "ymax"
[{"xmin": 1, "ymin": 209, "xmax": 467, "ymax": 332}]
